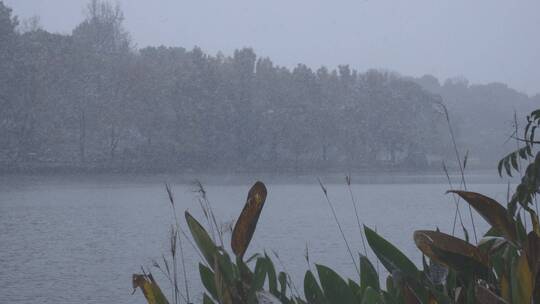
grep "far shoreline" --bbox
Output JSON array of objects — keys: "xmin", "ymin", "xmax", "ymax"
[{"xmin": 0, "ymin": 168, "xmax": 512, "ymax": 187}]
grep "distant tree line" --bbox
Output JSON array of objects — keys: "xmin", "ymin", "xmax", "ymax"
[
  {"xmin": 2, "ymin": 0, "xmax": 536, "ymax": 173},
  {"xmin": 411, "ymin": 75, "xmax": 539, "ymax": 166}
]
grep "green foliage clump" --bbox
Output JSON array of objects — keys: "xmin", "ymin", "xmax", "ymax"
[{"xmin": 135, "ymin": 109, "xmax": 540, "ymax": 303}]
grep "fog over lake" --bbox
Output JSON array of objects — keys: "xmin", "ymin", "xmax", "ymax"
[
  {"xmin": 1, "ymin": 0, "xmax": 538, "ymax": 303},
  {"xmin": 0, "ymin": 173, "xmax": 506, "ymax": 303}
]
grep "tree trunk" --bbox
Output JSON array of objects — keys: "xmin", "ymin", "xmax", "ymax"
[
  {"xmin": 109, "ymin": 123, "xmax": 119, "ymax": 163},
  {"xmin": 294, "ymin": 153, "xmax": 299, "ymax": 176},
  {"xmin": 79, "ymin": 110, "xmax": 86, "ymax": 164}
]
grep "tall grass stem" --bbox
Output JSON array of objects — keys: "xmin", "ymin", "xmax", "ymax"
[
  {"xmin": 345, "ymin": 175, "xmax": 369, "ymax": 257},
  {"xmin": 439, "ymin": 102, "xmax": 478, "ymax": 243},
  {"xmin": 318, "ymin": 178, "xmax": 360, "ymax": 278}
]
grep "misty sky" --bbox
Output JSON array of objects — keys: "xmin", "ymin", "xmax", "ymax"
[{"xmin": 5, "ymin": 0, "xmax": 540, "ymax": 95}]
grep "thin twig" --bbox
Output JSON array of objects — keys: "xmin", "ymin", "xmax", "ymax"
[
  {"xmin": 438, "ymin": 102, "xmax": 478, "ymax": 243},
  {"xmin": 318, "ymin": 178, "xmax": 360, "ymax": 278},
  {"xmin": 510, "ymin": 136, "xmax": 540, "ymax": 145},
  {"xmin": 193, "ymin": 180, "xmax": 224, "ymax": 247},
  {"xmin": 345, "ymin": 175, "xmax": 369, "ymax": 257},
  {"xmin": 176, "ymin": 232, "xmax": 189, "ymax": 303},
  {"xmin": 165, "ymin": 183, "xmax": 191, "ymax": 303},
  {"xmin": 442, "ymin": 161, "xmax": 465, "ymax": 236}
]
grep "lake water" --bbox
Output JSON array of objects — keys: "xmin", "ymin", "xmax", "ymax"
[{"xmin": 0, "ymin": 173, "xmax": 512, "ymax": 303}]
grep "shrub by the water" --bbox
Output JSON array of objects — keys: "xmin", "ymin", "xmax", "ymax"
[{"xmin": 133, "ymin": 109, "xmax": 540, "ymax": 304}]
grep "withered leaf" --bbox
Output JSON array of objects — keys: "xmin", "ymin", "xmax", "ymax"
[
  {"xmin": 414, "ymin": 230, "xmax": 489, "ymax": 277},
  {"xmin": 447, "ymin": 190, "xmax": 518, "ymax": 244},
  {"xmin": 231, "ymin": 181, "xmax": 267, "ymax": 259},
  {"xmin": 132, "ymin": 273, "xmax": 169, "ymax": 304}
]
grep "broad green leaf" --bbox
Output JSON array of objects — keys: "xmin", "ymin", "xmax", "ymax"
[
  {"xmin": 382, "ymin": 289, "xmax": 398, "ymax": 304},
  {"xmin": 231, "ymin": 181, "xmax": 267, "ymax": 259},
  {"xmin": 316, "ymin": 264, "xmax": 357, "ymax": 304},
  {"xmin": 278, "ymin": 272, "xmax": 287, "ymax": 299},
  {"xmin": 304, "ymin": 270, "xmax": 326, "ymax": 304},
  {"xmin": 361, "ymin": 286, "xmax": 383, "ymax": 304},
  {"xmin": 256, "ymin": 291, "xmax": 283, "ymax": 304},
  {"xmin": 248, "ymin": 258, "xmax": 267, "ymax": 303},
  {"xmin": 360, "ymin": 254, "xmax": 380, "ymax": 291},
  {"xmin": 295, "ymin": 297, "xmax": 309, "ymax": 304},
  {"xmin": 515, "ymin": 214, "xmax": 528, "ymax": 245},
  {"xmin": 203, "ymin": 293, "xmax": 216, "ymax": 304},
  {"xmin": 245, "ymin": 253, "xmax": 261, "ymax": 264},
  {"xmin": 185, "ymin": 211, "xmax": 218, "ymax": 268},
  {"xmin": 236, "ymin": 255, "xmax": 253, "ymax": 285},
  {"xmin": 510, "ymin": 153, "xmax": 518, "ymax": 171},
  {"xmin": 386, "ymin": 275, "xmax": 394, "ymax": 293},
  {"xmin": 214, "ymin": 255, "xmax": 234, "ymax": 304},
  {"xmin": 199, "ymin": 263, "xmax": 218, "ymax": 301},
  {"xmin": 428, "ymin": 286, "xmax": 452, "ymax": 304},
  {"xmin": 348, "ymin": 279, "xmax": 363, "ymax": 303},
  {"xmin": 364, "ymin": 225, "xmax": 419, "ymax": 278},
  {"xmin": 264, "ymin": 253, "xmax": 278, "ymax": 295},
  {"xmin": 215, "ymin": 251, "xmax": 236, "ymax": 285},
  {"xmin": 132, "ymin": 273, "xmax": 170, "ymax": 304},
  {"xmin": 526, "ymin": 232, "xmax": 540, "ymax": 272},
  {"xmin": 401, "ymin": 283, "xmax": 422, "ymax": 304},
  {"xmin": 447, "ymin": 191, "xmax": 518, "ymax": 245}
]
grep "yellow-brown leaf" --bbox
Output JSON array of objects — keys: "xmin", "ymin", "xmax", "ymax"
[
  {"xmin": 231, "ymin": 181, "xmax": 267, "ymax": 259},
  {"xmin": 428, "ymin": 293, "xmax": 438, "ymax": 304},
  {"xmin": 414, "ymin": 230, "xmax": 489, "ymax": 276},
  {"xmin": 531, "ymin": 212, "xmax": 540, "ymax": 237},
  {"xmin": 512, "ymin": 252, "xmax": 533, "ymax": 303},
  {"xmin": 525, "ymin": 232, "xmax": 540, "ymax": 303},
  {"xmin": 475, "ymin": 284, "xmax": 508, "ymax": 304},
  {"xmin": 500, "ymin": 274, "xmax": 510, "ymax": 302},
  {"xmin": 132, "ymin": 274, "xmax": 169, "ymax": 304},
  {"xmin": 447, "ymin": 191, "xmax": 517, "ymax": 244}
]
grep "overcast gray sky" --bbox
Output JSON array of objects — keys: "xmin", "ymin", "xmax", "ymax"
[{"xmin": 5, "ymin": 0, "xmax": 540, "ymax": 95}]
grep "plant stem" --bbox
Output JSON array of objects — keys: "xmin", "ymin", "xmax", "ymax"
[
  {"xmin": 442, "ymin": 161, "xmax": 465, "ymax": 236},
  {"xmin": 439, "ymin": 102, "xmax": 478, "ymax": 243},
  {"xmin": 345, "ymin": 175, "xmax": 369, "ymax": 257},
  {"xmin": 318, "ymin": 178, "xmax": 360, "ymax": 278}
]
